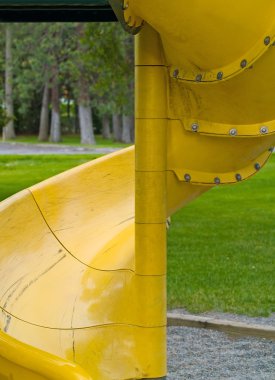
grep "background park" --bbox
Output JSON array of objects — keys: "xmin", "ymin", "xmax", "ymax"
[{"xmin": 0, "ymin": 22, "xmax": 274, "ymax": 319}]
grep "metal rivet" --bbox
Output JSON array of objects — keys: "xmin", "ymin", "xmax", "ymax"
[
  {"xmin": 240, "ymin": 59, "xmax": 247, "ymax": 68},
  {"xmin": 217, "ymin": 71, "xmax": 223, "ymax": 80},
  {"xmin": 264, "ymin": 36, "xmax": 271, "ymax": 46},
  {"xmin": 260, "ymin": 126, "xmax": 269, "ymax": 134},
  {"xmin": 195, "ymin": 74, "xmax": 202, "ymax": 82},
  {"xmin": 191, "ymin": 123, "xmax": 199, "ymax": 132},
  {"xmin": 214, "ymin": 177, "xmax": 221, "ymax": 184},
  {"xmin": 122, "ymin": 2, "xmax": 129, "ymax": 10},
  {"xmin": 235, "ymin": 173, "xmax": 242, "ymax": 181},
  {"xmin": 229, "ymin": 128, "xmax": 237, "ymax": 136},
  {"xmin": 254, "ymin": 163, "xmax": 261, "ymax": 171},
  {"xmin": 173, "ymin": 69, "xmax": 179, "ymax": 78},
  {"xmin": 184, "ymin": 174, "xmax": 191, "ymax": 182}
]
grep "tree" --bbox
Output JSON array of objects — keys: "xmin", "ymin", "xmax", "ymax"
[
  {"xmin": 0, "ymin": 22, "xmax": 135, "ymax": 142},
  {"xmin": 85, "ymin": 22, "xmax": 135, "ymax": 142},
  {"xmin": 3, "ymin": 24, "xmax": 15, "ymax": 140},
  {"xmin": 49, "ymin": 63, "xmax": 61, "ymax": 142},
  {"xmin": 102, "ymin": 114, "xmax": 111, "ymax": 139},
  {"xmin": 75, "ymin": 23, "xmax": 95, "ymax": 144},
  {"xmin": 38, "ymin": 78, "xmax": 50, "ymax": 141}
]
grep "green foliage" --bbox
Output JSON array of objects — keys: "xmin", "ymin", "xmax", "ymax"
[
  {"xmin": 85, "ymin": 23, "xmax": 134, "ymax": 116},
  {"xmin": 0, "ymin": 22, "xmax": 134, "ymax": 137},
  {"xmin": 167, "ymin": 155, "xmax": 275, "ymax": 316}
]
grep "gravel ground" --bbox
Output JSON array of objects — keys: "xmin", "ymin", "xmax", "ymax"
[
  {"xmin": 0, "ymin": 141, "xmax": 121, "ymax": 155},
  {"xmin": 167, "ymin": 310, "xmax": 275, "ymax": 379}
]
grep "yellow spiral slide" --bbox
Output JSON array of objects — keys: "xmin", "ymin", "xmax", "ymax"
[{"xmin": 1, "ymin": 1, "xmax": 275, "ymax": 379}]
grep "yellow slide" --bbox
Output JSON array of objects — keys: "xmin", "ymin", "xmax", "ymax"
[{"xmin": 1, "ymin": 1, "xmax": 275, "ymax": 380}]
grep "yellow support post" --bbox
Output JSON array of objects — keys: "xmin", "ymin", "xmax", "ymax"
[{"xmin": 135, "ymin": 24, "xmax": 168, "ymax": 379}]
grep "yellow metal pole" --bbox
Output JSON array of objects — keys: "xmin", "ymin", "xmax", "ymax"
[{"xmin": 135, "ymin": 24, "xmax": 168, "ymax": 379}]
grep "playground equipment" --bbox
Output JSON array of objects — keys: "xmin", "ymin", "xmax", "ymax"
[{"xmin": 1, "ymin": 1, "xmax": 275, "ymax": 379}]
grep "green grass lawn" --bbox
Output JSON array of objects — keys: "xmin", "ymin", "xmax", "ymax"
[
  {"xmin": 168, "ymin": 155, "xmax": 275, "ymax": 316},
  {"xmin": 12, "ymin": 134, "xmax": 131, "ymax": 148},
  {"xmin": 1, "ymin": 153, "xmax": 274, "ymax": 317},
  {"xmin": 0, "ymin": 154, "xmax": 99, "ymax": 200}
]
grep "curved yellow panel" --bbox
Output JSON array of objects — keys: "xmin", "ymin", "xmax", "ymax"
[
  {"xmin": 131, "ymin": 2, "xmax": 275, "ymax": 188},
  {"xmin": 0, "ymin": 148, "xmax": 168, "ymax": 380},
  {"xmin": 131, "ymin": 0, "xmax": 275, "ymax": 78},
  {"xmin": 0, "ymin": 329, "xmax": 92, "ymax": 380}
]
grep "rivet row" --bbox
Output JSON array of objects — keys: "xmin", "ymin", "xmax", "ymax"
[
  {"xmin": 172, "ymin": 36, "xmax": 272, "ymax": 83},
  {"xmin": 183, "ymin": 162, "xmax": 263, "ymax": 184},
  {"xmin": 187, "ymin": 124, "xmax": 272, "ymax": 136}
]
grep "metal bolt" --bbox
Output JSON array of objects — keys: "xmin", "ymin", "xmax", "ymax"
[
  {"xmin": 235, "ymin": 173, "xmax": 242, "ymax": 181},
  {"xmin": 214, "ymin": 177, "xmax": 221, "ymax": 184},
  {"xmin": 191, "ymin": 123, "xmax": 199, "ymax": 132},
  {"xmin": 173, "ymin": 69, "xmax": 179, "ymax": 78},
  {"xmin": 229, "ymin": 128, "xmax": 237, "ymax": 136},
  {"xmin": 195, "ymin": 74, "xmax": 202, "ymax": 82},
  {"xmin": 217, "ymin": 71, "xmax": 223, "ymax": 80},
  {"xmin": 264, "ymin": 36, "xmax": 271, "ymax": 46},
  {"xmin": 184, "ymin": 174, "xmax": 191, "ymax": 182},
  {"xmin": 260, "ymin": 126, "xmax": 269, "ymax": 134},
  {"xmin": 122, "ymin": 2, "xmax": 129, "ymax": 10},
  {"xmin": 254, "ymin": 163, "xmax": 261, "ymax": 171},
  {"xmin": 240, "ymin": 59, "xmax": 247, "ymax": 68}
]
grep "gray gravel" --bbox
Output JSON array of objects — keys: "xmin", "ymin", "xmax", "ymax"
[
  {"xmin": 0, "ymin": 141, "xmax": 120, "ymax": 155},
  {"xmin": 167, "ymin": 311, "xmax": 275, "ymax": 379}
]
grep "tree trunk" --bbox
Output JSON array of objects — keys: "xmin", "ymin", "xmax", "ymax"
[
  {"xmin": 77, "ymin": 77, "xmax": 95, "ymax": 145},
  {"xmin": 73, "ymin": 103, "xmax": 79, "ymax": 134},
  {"xmin": 102, "ymin": 114, "xmax": 111, "ymax": 139},
  {"xmin": 112, "ymin": 114, "xmax": 122, "ymax": 142},
  {"xmin": 122, "ymin": 114, "xmax": 133, "ymax": 143},
  {"xmin": 3, "ymin": 24, "xmax": 15, "ymax": 140},
  {"xmin": 38, "ymin": 81, "xmax": 49, "ymax": 142},
  {"xmin": 50, "ymin": 65, "xmax": 61, "ymax": 143},
  {"xmin": 130, "ymin": 115, "xmax": 135, "ymax": 142}
]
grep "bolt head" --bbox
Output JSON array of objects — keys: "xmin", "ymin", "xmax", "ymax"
[
  {"xmin": 184, "ymin": 174, "xmax": 191, "ymax": 182},
  {"xmin": 260, "ymin": 126, "xmax": 269, "ymax": 134},
  {"xmin": 264, "ymin": 36, "xmax": 271, "ymax": 46},
  {"xmin": 229, "ymin": 128, "xmax": 237, "ymax": 136},
  {"xmin": 195, "ymin": 74, "xmax": 202, "ymax": 82},
  {"xmin": 254, "ymin": 163, "xmax": 261, "ymax": 171},
  {"xmin": 173, "ymin": 69, "xmax": 179, "ymax": 78},
  {"xmin": 240, "ymin": 59, "xmax": 247, "ymax": 68},
  {"xmin": 191, "ymin": 123, "xmax": 199, "ymax": 132},
  {"xmin": 217, "ymin": 71, "xmax": 223, "ymax": 80},
  {"xmin": 235, "ymin": 173, "xmax": 242, "ymax": 181},
  {"xmin": 214, "ymin": 177, "xmax": 221, "ymax": 184}
]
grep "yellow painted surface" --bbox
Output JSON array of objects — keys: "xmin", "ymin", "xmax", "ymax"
[
  {"xmin": 1, "ymin": 2, "xmax": 275, "ymax": 380},
  {"xmin": 0, "ymin": 148, "xmax": 166, "ymax": 380},
  {"xmin": 0, "ymin": 330, "xmax": 92, "ymax": 380}
]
